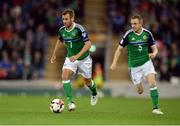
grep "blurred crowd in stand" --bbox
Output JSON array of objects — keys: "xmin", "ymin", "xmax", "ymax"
[
  {"xmin": 108, "ymin": 0, "xmax": 180, "ymax": 83},
  {"xmin": 0, "ymin": 0, "xmax": 179, "ymax": 83},
  {"xmin": 0, "ymin": 0, "xmax": 84, "ymax": 80}
]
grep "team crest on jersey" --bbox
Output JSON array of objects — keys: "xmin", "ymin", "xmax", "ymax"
[
  {"xmin": 62, "ymin": 33, "xmax": 65, "ymax": 37},
  {"xmin": 72, "ymin": 32, "xmax": 76, "ymax": 37}
]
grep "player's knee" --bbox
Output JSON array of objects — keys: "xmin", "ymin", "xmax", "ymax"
[
  {"xmin": 62, "ymin": 74, "xmax": 68, "ymax": 80},
  {"xmin": 147, "ymin": 74, "xmax": 156, "ymax": 85},
  {"xmin": 136, "ymin": 84, "xmax": 143, "ymax": 94},
  {"xmin": 150, "ymin": 84, "xmax": 156, "ymax": 89},
  {"xmin": 84, "ymin": 78, "xmax": 91, "ymax": 86},
  {"xmin": 137, "ymin": 89, "xmax": 143, "ymax": 94}
]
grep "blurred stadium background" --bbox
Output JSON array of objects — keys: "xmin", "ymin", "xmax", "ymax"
[{"xmin": 0, "ymin": 0, "xmax": 180, "ymax": 97}]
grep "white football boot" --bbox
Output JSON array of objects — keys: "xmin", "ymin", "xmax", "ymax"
[
  {"xmin": 152, "ymin": 108, "xmax": 164, "ymax": 115},
  {"xmin": 91, "ymin": 94, "xmax": 98, "ymax": 106},
  {"xmin": 68, "ymin": 102, "xmax": 76, "ymax": 112}
]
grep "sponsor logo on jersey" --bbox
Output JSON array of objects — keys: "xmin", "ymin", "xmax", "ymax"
[
  {"xmin": 132, "ymin": 37, "xmax": 135, "ymax": 41},
  {"xmin": 143, "ymin": 35, "xmax": 147, "ymax": 40}
]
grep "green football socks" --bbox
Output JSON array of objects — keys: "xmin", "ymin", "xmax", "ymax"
[
  {"xmin": 88, "ymin": 80, "xmax": 97, "ymax": 96},
  {"xmin": 150, "ymin": 86, "xmax": 159, "ymax": 109},
  {"xmin": 62, "ymin": 80, "xmax": 73, "ymax": 103}
]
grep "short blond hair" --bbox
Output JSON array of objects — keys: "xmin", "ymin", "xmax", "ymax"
[
  {"xmin": 62, "ymin": 8, "xmax": 75, "ymax": 18},
  {"xmin": 131, "ymin": 14, "xmax": 143, "ymax": 21}
]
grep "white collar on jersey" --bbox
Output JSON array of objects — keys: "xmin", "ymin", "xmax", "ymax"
[
  {"xmin": 133, "ymin": 28, "xmax": 144, "ymax": 36},
  {"xmin": 65, "ymin": 22, "xmax": 75, "ymax": 32}
]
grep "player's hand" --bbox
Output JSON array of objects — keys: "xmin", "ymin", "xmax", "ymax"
[
  {"xmin": 69, "ymin": 55, "xmax": 78, "ymax": 62},
  {"xmin": 50, "ymin": 55, "xmax": 56, "ymax": 63},
  {"xmin": 149, "ymin": 53, "xmax": 156, "ymax": 59},
  {"xmin": 110, "ymin": 63, "xmax": 117, "ymax": 70}
]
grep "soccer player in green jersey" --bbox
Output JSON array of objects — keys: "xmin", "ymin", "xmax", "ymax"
[
  {"xmin": 50, "ymin": 8, "xmax": 98, "ymax": 111},
  {"xmin": 110, "ymin": 14, "xmax": 163, "ymax": 115}
]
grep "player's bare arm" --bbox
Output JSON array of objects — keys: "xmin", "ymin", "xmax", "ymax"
[
  {"xmin": 110, "ymin": 45, "xmax": 123, "ymax": 70},
  {"xmin": 69, "ymin": 41, "xmax": 91, "ymax": 62},
  {"xmin": 50, "ymin": 39, "xmax": 61, "ymax": 63},
  {"xmin": 149, "ymin": 45, "xmax": 158, "ymax": 59}
]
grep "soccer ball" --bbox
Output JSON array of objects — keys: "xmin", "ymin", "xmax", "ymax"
[{"xmin": 50, "ymin": 99, "xmax": 65, "ymax": 113}]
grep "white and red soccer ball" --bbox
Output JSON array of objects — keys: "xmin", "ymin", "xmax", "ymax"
[{"xmin": 50, "ymin": 99, "xmax": 65, "ymax": 113}]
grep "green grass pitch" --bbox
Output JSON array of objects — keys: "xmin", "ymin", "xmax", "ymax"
[{"xmin": 0, "ymin": 95, "xmax": 180, "ymax": 125}]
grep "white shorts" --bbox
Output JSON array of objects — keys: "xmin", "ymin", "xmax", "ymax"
[
  {"xmin": 62, "ymin": 56, "xmax": 92, "ymax": 79},
  {"xmin": 129, "ymin": 60, "xmax": 156, "ymax": 85}
]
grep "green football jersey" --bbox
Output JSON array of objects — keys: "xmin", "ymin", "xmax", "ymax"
[
  {"xmin": 58, "ymin": 23, "xmax": 90, "ymax": 60},
  {"xmin": 119, "ymin": 28, "xmax": 155, "ymax": 68}
]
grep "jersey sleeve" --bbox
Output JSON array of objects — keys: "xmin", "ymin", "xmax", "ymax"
[
  {"xmin": 119, "ymin": 33, "xmax": 129, "ymax": 47},
  {"xmin": 81, "ymin": 31, "xmax": 89, "ymax": 42},
  {"xmin": 76, "ymin": 24, "xmax": 89, "ymax": 42},
  {"xmin": 147, "ymin": 31, "xmax": 155, "ymax": 46},
  {"xmin": 58, "ymin": 34, "xmax": 63, "ymax": 42},
  {"xmin": 58, "ymin": 27, "xmax": 64, "ymax": 43}
]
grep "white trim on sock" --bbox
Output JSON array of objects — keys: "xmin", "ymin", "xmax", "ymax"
[
  {"xmin": 91, "ymin": 80, "xmax": 94, "ymax": 87},
  {"xmin": 150, "ymin": 86, "xmax": 157, "ymax": 91},
  {"xmin": 62, "ymin": 80, "xmax": 71, "ymax": 84}
]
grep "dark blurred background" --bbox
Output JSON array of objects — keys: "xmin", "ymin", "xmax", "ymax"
[{"xmin": 0, "ymin": 0, "xmax": 179, "ymax": 86}]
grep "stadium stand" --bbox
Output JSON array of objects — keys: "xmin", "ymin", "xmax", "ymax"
[{"xmin": 0, "ymin": 0, "xmax": 179, "ymax": 84}]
